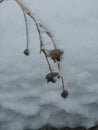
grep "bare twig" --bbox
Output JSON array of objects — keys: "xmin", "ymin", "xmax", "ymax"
[
  {"xmin": 35, "ymin": 23, "xmax": 43, "ymax": 53},
  {"xmin": 23, "ymin": 12, "xmax": 29, "ymax": 50},
  {"xmin": 15, "ymin": 0, "xmax": 68, "ymax": 98},
  {"xmin": 15, "ymin": 0, "xmax": 57, "ymax": 49},
  {"xmin": 35, "ymin": 23, "xmax": 54, "ymax": 74},
  {"xmin": 16, "ymin": 0, "xmax": 30, "ymax": 56},
  {"xmin": 15, "ymin": 0, "xmax": 46, "ymax": 50},
  {"xmin": 38, "ymin": 23, "xmax": 57, "ymax": 49},
  {"xmin": 57, "ymin": 63, "xmax": 65, "ymax": 91},
  {"xmin": 15, "ymin": 0, "xmax": 53, "ymax": 74},
  {"xmin": 41, "ymin": 49, "xmax": 53, "ymax": 74}
]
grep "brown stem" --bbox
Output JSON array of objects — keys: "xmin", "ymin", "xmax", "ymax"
[
  {"xmin": 15, "ymin": 0, "xmax": 56, "ymax": 49},
  {"xmin": 15, "ymin": 0, "xmax": 53, "ymax": 74},
  {"xmin": 41, "ymin": 49, "xmax": 53, "ymax": 74},
  {"xmin": 35, "ymin": 23, "xmax": 43, "ymax": 53},
  {"xmin": 35, "ymin": 24, "xmax": 53, "ymax": 74},
  {"xmin": 38, "ymin": 23, "xmax": 56, "ymax": 49},
  {"xmin": 33, "ymin": 22, "xmax": 53, "ymax": 73},
  {"xmin": 23, "ymin": 12, "xmax": 29, "ymax": 49},
  {"xmin": 15, "ymin": 0, "xmax": 30, "ymax": 50},
  {"xmin": 57, "ymin": 63, "xmax": 65, "ymax": 91},
  {"xmin": 15, "ymin": 0, "xmax": 66, "ymax": 94}
]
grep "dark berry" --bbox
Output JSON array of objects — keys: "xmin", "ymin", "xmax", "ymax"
[
  {"xmin": 61, "ymin": 90, "xmax": 68, "ymax": 99},
  {"xmin": 23, "ymin": 49, "xmax": 30, "ymax": 56}
]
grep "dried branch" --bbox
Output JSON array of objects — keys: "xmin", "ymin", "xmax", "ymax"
[
  {"xmin": 23, "ymin": 12, "xmax": 30, "ymax": 56},
  {"xmin": 23, "ymin": 13, "xmax": 29, "ymax": 50},
  {"xmin": 38, "ymin": 23, "xmax": 57, "ymax": 49},
  {"xmin": 15, "ymin": 0, "xmax": 68, "ymax": 98},
  {"xmin": 15, "ymin": 0, "xmax": 53, "ymax": 74},
  {"xmin": 15, "ymin": 0, "xmax": 30, "ymax": 16},
  {"xmin": 35, "ymin": 23, "xmax": 43, "ymax": 53},
  {"xmin": 15, "ymin": 0, "xmax": 57, "ymax": 49},
  {"xmin": 41, "ymin": 49, "xmax": 53, "ymax": 74}
]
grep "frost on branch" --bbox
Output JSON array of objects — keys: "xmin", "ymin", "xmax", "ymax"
[{"xmin": 1, "ymin": 0, "xmax": 69, "ymax": 99}]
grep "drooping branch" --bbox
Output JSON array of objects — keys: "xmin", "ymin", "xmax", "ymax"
[
  {"xmin": 15, "ymin": 0, "xmax": 68, "ymax": 98},
  {"xmin": 15, "ymin": 0, "xmax": 53, "ymax": 74},
  {"xmin": 23, "ymin": 13, "xmax": 29, "ymax": 50},
  {"xmin": 0, "ymin": 0, "xmax": 69, "ymax": 98},
  {"xmin": 15, "ymin": 0, "xmax": 57, "ymax": 49}
]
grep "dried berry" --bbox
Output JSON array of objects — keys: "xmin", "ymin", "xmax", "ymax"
[
  {"xmin": 46, "ymin": 72, "xmax": 60, "ymax": 83},
  {"xmin": 0, "ymin": 0, "xmax": 4, "ymax": 3},
  {"xmin": 47, "ymin": 49, "xmax": 63, "ymax": 62},
  {"xmin": 23, "ymin": 49, "xmax": 30, "ymax": 56},
  {"xmin": 61, "ymin": 90, "xmax": 68, "ymax": 99}
]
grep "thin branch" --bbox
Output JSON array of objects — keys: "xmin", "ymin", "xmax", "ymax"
[
  {"xmin": 23, "ymin": 12, "xmax": 29, "ymax": 50},
  {"xmin": 35, "ymin": 24, "xmax": 53, "ymax": 74},
  {"xmin": 41, "ymin": 49, "xmax": 53, "ymax": 74},
  {"xmin": 15, "ymin": 0, "xmax": 48, "ymax": 48},
  {"xmin": 35, "ymin": 23, "xmax": 43, "ymax": 53},
  {"xmin": 15, "ymin": 0, "xmax": 68, "ymax": 98},
  {"xmin": 38, "ymin": 23, "xmax": 57, "ymax": 49},
  {"xmin": 15, "ymin": 0, "xmax": 57, "ymax": 49},
  {"xmin": 57, "ymin": 63, "xmax": 65, "ymax": 91},
  {"xmin": 16, "ymin": 0, "xmax": 30, "ymax": 56},
  {"xmin": 15, "ymin": 0, "xmax": 53, "ymax": 74},
  {"xmin": 15, "ymin": 0, "xmax": 30, "ymax": 15}
]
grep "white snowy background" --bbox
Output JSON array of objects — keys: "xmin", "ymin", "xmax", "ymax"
[{"xmin": 0, "ymin": 0, "xmax": 98, "ymax": 130}]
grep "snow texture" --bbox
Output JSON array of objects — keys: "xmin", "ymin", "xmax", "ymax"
[{"xmin": 0, "ymin": 0, "xmax": 98, "ymax": 130}]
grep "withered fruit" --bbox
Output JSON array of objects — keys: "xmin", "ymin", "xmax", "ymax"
[
  {"xmin": 23, "ymin": 49, "xmax": 30, "ymax": 56},
  {"xmin": 46, "ymin": 72, "xmax": 60, "ymax": 83},
  {"xmin": 61, "ymin": 90, "xmax": 68, "ymax": 99},
  {"xmin": 47, "ymin": 49, "xmax": 63, "ymax": 62}
]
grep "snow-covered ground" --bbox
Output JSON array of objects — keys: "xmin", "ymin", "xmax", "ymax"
[{"xmin": 0, "ymin": 0, "xmax": 98, "ymax": 130}]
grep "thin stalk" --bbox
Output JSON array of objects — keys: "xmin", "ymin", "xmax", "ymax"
[
  {"xmin": 15, "ymin": 0, "xmax": 66, "ymax": 94},
  {"xmin": 23, "ymin": 12, "xmax": 29, "ymax": 50},
  {"xmin": 38, "ymin": 23, "xmax": 57, "ymax": 49},
  {"xmin": 35, "ymin": 24, "xmax": 53, "ymax": 74},
  {"xmin": 15, "ymin": 0, "xmax": 29, "ymax": 50},
  {"xmin": 42, "ymin": 49, "xmax": 53, "ymax": 74},
  {"xmin": 57, "ymin": 63, "xmax": 65, "ymax": 91},
  {"xmin": 51, "ymin": 38, "xmax": 57, "ymax": 49},
  {"xmin": 34, "ymin": 23, "xmax": 53, "ymax": 74},
  {"xmin": 15, "ymin": 0, "xmax": 56, "ymax": 49},
  {"xmin": 35, "ymin": 23, "xmax": 43, "ymax": 53},
  {"xmin": 15, "ymin": 0, "xmax": 53, "ymax": 74}
]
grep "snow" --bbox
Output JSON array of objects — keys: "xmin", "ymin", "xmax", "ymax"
[{"xmin": 0, "ymin": 0, "xmax": 98, "ymax": 130}]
